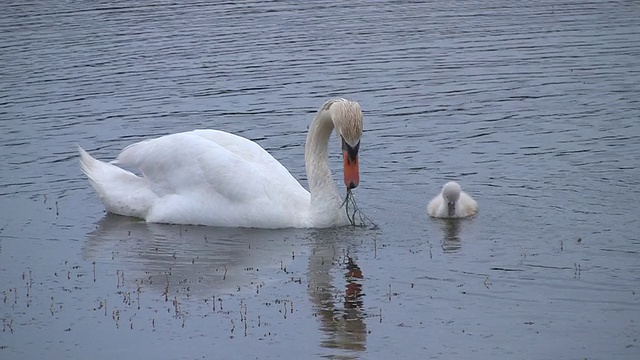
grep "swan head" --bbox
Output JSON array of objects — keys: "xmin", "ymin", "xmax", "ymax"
[
  {"xmin": 323, "ymin": 99, "xmax": 363, "ymax": 190},
  {"xmin": 442, "ymin": 181, "xmax": 461, "ymax": 217}
]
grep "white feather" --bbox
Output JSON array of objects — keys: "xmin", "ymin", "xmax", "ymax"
[
  {"xmin": 427, "ymin": 181, "xmax": 478, "ymax": 218},
  {"xmin": 79, "ymin": 99, "xmax": 363, "ymax": 228}
]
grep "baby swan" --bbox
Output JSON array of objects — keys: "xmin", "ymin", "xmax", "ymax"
[{"xmin": 427, "ymin": 181, "xmax": 478, "ymax": 218}]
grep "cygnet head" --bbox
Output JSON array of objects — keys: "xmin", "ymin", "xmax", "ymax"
[
  {"xmin": 442, "ymin": 181, "xmax": 461, "ymax": 216},
  {"xmin": 325, "ymin": 99, "xmax": 363, "ymax": 190}
]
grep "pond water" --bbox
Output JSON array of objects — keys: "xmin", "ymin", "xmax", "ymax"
[{"xmin": 1, "ymin": 0, "xmax": 639, "ymax": 359}]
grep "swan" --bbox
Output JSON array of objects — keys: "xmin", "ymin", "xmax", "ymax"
[
  {"xmin": 427, "ymin": 181, "xmax": 478, "ymax": 218},
  {"xmin": 78, "ymin": 98, "xmax": 363, "ymax": 228}
]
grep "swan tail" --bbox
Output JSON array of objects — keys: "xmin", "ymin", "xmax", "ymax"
[{"xmin": 78, "ymin": 145, "xmax": 156, "ymax": 219}]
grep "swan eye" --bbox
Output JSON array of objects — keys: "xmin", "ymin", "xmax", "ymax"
[{"xmin": 341, "ymin": 137, "xmax": 359, "ymax": 161}]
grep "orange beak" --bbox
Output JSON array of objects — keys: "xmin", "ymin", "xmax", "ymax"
[{"xmin": 342, "ymin": 138, "xmax": 360, "ymax": 189}]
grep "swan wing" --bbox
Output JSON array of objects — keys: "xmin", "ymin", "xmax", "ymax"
[
  {"xmin": 458, "ymin": 192, "xmax": 478, "ymax": 217},
  {"xmin": 427, "ymin": 194, "xmax": 444, "ymax": 217},
  {"xmin": 115, "ymin": 130, "xmax": 297, "ymax": 197},
  {"xmin": 113, "ymin": 130, "xmax": 310, "ymax": 227}
]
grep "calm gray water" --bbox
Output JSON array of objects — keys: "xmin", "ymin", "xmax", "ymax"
[{"xmin": 1, "ymin": 0, "xmax": 639, "ymax": 359}]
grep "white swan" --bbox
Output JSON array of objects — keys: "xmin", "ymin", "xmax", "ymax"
[
  {"xmin": 427, "ymin": 181, "xmax": 478, "ymax": 218},
  {"xmin": 78, "ymin": 98, "xmax": 363, "ymax": 228}
]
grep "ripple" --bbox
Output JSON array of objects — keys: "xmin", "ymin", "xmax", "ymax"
[{"xmin": 1, "ymin": 1, "xmax": 639, "ymax": 359}]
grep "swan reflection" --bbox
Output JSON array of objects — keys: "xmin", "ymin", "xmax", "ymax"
[
  {"xmin": 307, "ymin": 228, "xmax": 367, "ymax": 355},
  {"xmin": 83, "ymin": 214, "xmax": 370, "ymax": 355},
  {"xmin": 82, "ymin": 214, "xmax": 302, "ymax": 296},
  {"xmin": 440, "ymin": 218, "xmax": 462, "ymax": 253}
]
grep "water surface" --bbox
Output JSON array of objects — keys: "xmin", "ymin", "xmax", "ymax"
[{"xmin": 1, "ymin": 1, "xmax": 639, "ymax": 359}]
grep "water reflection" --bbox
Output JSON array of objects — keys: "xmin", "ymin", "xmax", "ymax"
[
  {"xmin": 439, "ymin": 219, "xmax": 462, "ymax": 253},
  {"xmin": 307, "ymin": 228, "xmax": 367, "ymax": 355},
  {"xmin": 344, "ymin": 257, "xmax": 364, "ymax": 311},
  {"xmin": 82, "ymin": 214, "xmax": 300, "ymax": 295}
]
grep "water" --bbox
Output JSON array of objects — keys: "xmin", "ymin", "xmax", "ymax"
[{"xmin": 1, "ymin": 0, "xmax": 639, "ymax": 358}]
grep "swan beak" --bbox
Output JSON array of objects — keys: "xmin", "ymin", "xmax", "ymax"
[
  {"xmin": 342, "ymin": 138, "xmax": 360, "ymax": 189},
  {"xmin": 447, "ymin": 202, "xmax": 456, "ymax": 217}
]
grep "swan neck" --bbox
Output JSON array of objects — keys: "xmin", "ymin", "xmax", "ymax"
[{"xmin": 305, "ymin": 110, "xmax": 341, "ymax": 209}]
